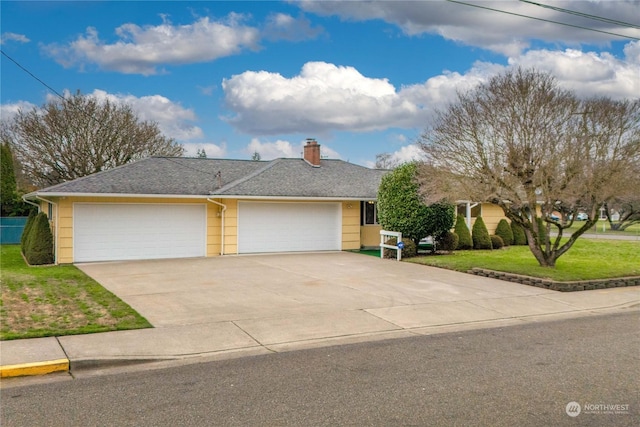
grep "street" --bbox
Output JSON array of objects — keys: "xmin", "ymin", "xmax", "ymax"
[{"xmin": 2, "ymin": 311, "xmax": 638, "ymax": 426}]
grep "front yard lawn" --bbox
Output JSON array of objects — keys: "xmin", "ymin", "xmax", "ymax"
[
  {"xmin": 406, "ymin": 239, "xmax": 640, "ymax": 282},
  {"xmin": 0, "ymin": 245, "xmax": 151, "ymax": 340}
]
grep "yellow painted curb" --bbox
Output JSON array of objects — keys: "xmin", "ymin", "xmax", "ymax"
[{"xmin": 0, "ymin": 359, "xmax": 69, "ymax": 378}]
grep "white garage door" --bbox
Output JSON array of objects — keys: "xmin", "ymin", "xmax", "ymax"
[
  {"xmin": 74, "ymin": 204, "xmax": 206, "ymax": 262},
  {"xmin": 238, "ymin": 202, "xmax": 341, "ymax": 253}
]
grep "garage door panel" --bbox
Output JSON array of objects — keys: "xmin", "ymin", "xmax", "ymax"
[
  {"xmin": 74, "ymin": 204, "xmax": 206, "ymax": 262},
  {"xmin": 238, "ymin": 202, "xmax": 341, "ymax": 253}
]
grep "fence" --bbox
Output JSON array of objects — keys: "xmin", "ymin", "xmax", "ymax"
[{"xmin": 0, "ymin": 217, "xmax": 28, "ymax": 244}]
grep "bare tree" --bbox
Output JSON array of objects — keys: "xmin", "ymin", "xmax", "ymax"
[
  {"xmin": 5, "ymin": 91, "xmax": 184, "ymax": 187},
  {"xmin": 418, "ymin": 68, "xmax": 639, "ymax": 267}
]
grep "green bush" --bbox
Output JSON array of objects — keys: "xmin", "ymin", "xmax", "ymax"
[
  {"xmin": 494, "ymin": 219, "xmax": 513, "ymax": 246},
  {"xmin": 25, "ymin": 212, "xmax": 54, "ymax": 265},
  {"xmin": 490, "ymin": 235, "xmax": 504, "ymax": 249},
  {"xmin": 21, "ymin": 209, "xmax": 37, "ymax": 252},
  {"xmin": 535, "ymin": 217, "xmax": 547, "ymax": 244},
  {"xmin": 383, "ymin": 237, "xmax": 417, "ymax": 259},
  {"xmin": 472, "ymin": 216, "xmax": 492, "ymax": 250},
  {"xmin": 437, "ymin": 231, "xmax": 459, "ymax": 252},
  {"xmin": 511, "ymin": 221, "xmax": 527, "ymax": 245},
  {"xmin": 454, "ymin": 214, "xmax": 472, "ymax": 250}
]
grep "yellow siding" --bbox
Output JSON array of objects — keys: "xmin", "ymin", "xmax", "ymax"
[
  {"xmin": 482, "ymin": 203, "xmax": 507, "ymax": 234},
  {"xmin": 342, "ymin": 201, "xmax": 360, "ymax": 250},
  {"xmin": 360, "ymin": 225, "xmax": 382, "ymax": 248}
]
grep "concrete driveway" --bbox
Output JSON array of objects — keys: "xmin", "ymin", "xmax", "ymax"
[{"xmin": 74, "ymin": 251, "xmax": 636, "ymax": 350}]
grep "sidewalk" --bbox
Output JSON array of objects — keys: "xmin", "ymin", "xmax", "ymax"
[{"xmin": 2, "ymin": 284, "xmax": 638, "ymax": 380}]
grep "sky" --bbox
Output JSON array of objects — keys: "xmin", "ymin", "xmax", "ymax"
[{"xmin": 1, "ymin": 1, "xmax": 639, "ymax": 168}]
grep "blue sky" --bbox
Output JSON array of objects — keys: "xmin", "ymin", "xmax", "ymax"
[{"xmin": 1, "ymin": 1, "xmax": 638, "ymax": 168}]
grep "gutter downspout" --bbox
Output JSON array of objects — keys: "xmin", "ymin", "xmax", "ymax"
[
  {"xmin": 207, "ymin": 198, "xmax": 227, "ymax": 256},
  {"xmin": 35, "ymin": 195, "xmax": 59, "ymax": 265},
  {"xmin": 22, "ymin": 195, "xmax": 41, "ymax": 212}
]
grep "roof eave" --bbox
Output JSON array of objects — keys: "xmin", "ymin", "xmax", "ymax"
[{"xmin": 24, "ymin": 192, "xmax": 378, "ymax": 201}]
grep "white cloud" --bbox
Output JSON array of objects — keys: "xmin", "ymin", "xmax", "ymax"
[
  {"xmin": 296, "ymin": 0, "xmax": 640, "ymax": 56},
  {"xmin": 365, "ymin": 144, "xmax": 425, "ymax": 169},
  {"xmin": 42, "ymin": 15, "xmax": 260, "ymax": 75},
  {"xmin": 183, "ymin": 142, "xmax": 226, "ymax": 158},
  {"xmin": 262, "ymin": 13, "xmax": 324, "ymax": 42},
  {"xmin": 246, "ymin": 138, "xmax": 300, "ymax": 159},
  {"xmin": 1, "ymin": 32, "xmax": 30, "ymax": 45},
  {"xmin": 509, "ymin": 43, "xmax": 640, "ymax": 99},
  {"xmin": 222, "ymin": 39, "xmax": 637, "ymax": 135},
  {"xmin": 222, "ymin": 61, "xmax": 424, "ymax": 134},
  {"xmin": 87, "ymin": 89, "xmax": 204, "ymax": 140},
  {"xmin": 0, "ymin": 101, "xmax": 38, "ymax": 122},
  {"xmin": 389, "ymin": 144, "xmax": 426, "ymax": 164}
]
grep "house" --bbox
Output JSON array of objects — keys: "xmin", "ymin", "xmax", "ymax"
[{"xmin": 24, "ymin": 139, "xmax": 388, "ymax": 264}]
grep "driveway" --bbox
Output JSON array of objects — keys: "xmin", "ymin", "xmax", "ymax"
[{"xmin": 76, "ymin": 251, "xmax": 627, "ymax": 345}]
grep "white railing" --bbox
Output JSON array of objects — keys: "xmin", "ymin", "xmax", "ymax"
[{"xmin": 380, "ymin": 230, "xmax": 403, "ymax": 261}]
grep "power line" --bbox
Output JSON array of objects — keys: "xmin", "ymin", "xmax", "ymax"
[
  {"xmin": 447, "ymin": 0, "xmax": 640, "ymax": 41},
  {"xmin": 1, "ymin": 50, "xmax": 67, "ymax": 101},
  {"xmin": 520, "ymin": 0, "xmax": 640, "ymax": 30}
]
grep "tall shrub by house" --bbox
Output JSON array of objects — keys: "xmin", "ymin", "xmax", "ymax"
[
  {"xmin": 495, "ymin": 219, "xmax": 514, "ymax": 246},
  {"xmin": 535, "ymin": 217, "xmax": 547, "ymax": 245},
  {"xmin": 20, "ymin": 209, "xmax": 37, "ymax": 252},
  {"xmin": 472, "ymin": 216, "xmax": 492, "ymax": 250},
  {"xmin": 25, "ymin": 212, "xmax": 54, "ymax": 265},
  {"xmin": 454, "ymin": 214, "xmax": 472, "ymax": 250},
  {"xmin": 511, "ymin": 221, "xmax": 527, "ymax": 245}
]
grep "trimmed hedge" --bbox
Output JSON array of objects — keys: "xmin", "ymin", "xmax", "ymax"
[
  {"xmin": 21, "ymin": 209, "xmax": 37, "ymax": 251},
  {"xmin": 494, "ymin": 219, "xmax": 513, "ymax": 246},
  {"xmin": 490, "ymin": 235, "xmax": 504, "ymax": 249},
  {"xmin": 24, "ymin": 212, "xmax": 54, "ymax": 265},
  {"xmin": 454, "ymin": 214, "xmax": 472, "ymax": 250},
  {"xmin": 472, "ymin": 216, "xmax": 492, "ymax": 250},
  {"xmin": 437, "ymin": 231, "xmax": 459, "ymax": 252},
  {"xmin": 535, "ymin": 217, "xmax": 547, "ymax": 244},
  {"xmin": 511, "ymin": 221, "xmax": 527, "ymax": 246}
]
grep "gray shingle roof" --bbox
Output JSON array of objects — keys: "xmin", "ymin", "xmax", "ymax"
[{"xmin": 32, "ymin": 157, "xmax": 387, "ymax": 199}]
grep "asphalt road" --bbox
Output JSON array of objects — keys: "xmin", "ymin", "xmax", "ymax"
[{"xmin": 2, "ymin": 311, "xmax": 638, "ymax": 426}]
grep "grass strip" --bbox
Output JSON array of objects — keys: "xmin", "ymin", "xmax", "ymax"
[
  {"xmin": 405, "ymin": 239, "xmax": 640, "ymax": 281},
  {"xmin": 1, "ymin": 245, "xmax": 151, "ymax": 340}
]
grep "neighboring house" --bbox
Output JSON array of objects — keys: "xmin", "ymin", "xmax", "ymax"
[{"xmin": 24, "ymin": 140, "xmax": 388, "ymax": 264}]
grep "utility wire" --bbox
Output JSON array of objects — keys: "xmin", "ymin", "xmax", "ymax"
[
  {"xmin": 1, "ymin": 50, "xmax": 67, "ymax": 101},
  {"xmin": 520, "ymin": 0, "xmax": 640, "ymax": 30},
  {"xmin": 447, "ymin": 0, "xmax": 640, "ymax": 41}
]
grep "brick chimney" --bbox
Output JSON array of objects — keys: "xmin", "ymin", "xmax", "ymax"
[{"xmin": 303, "ymin": 138, "xmax": 321, "ymax": 167}]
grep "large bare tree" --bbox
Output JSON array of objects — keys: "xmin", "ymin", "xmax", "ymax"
[
  {"xmin": 418, "ymin": 68, "xmax": 639, "ymax": 267},
  {"xmin": 5, "ymin": 91, "xmax": 184, "ymax": 187}
]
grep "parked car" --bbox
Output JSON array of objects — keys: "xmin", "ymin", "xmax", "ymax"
[
  {"xmin": 576, "ymin": 212, "xmax": 588, "ymax": 221},
  {"xmin": 418, "ymin": 236, "xmax": 436, "ymax": 253}
]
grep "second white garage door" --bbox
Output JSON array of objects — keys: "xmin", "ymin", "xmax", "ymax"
[
  {"xmin": 238, "ymin": 202, "xmax": 341, "ymax": 253},
  {"xmin": 74, "ymin": 203, "xmax": 206, "ymax": 262}
]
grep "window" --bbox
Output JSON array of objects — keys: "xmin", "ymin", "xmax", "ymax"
[
  {"xmin": 361, "ymin": 201, "xmax": 378, "ymax": 225},
  {"xmin": 48, "ymin": 202, "xmax": 53, "ymax": 219}
]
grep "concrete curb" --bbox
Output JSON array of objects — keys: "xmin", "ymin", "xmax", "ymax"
[{"xmin": 0, "ymin": 359, "xmax": 69, "ymax": 378}]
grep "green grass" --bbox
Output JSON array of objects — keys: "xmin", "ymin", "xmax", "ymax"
[
  {"xmin": 564, "ymin": 221, "xmax": 640, "ymax": 236},
  {"xmin": 405, "ymin": 239, "xmax": 640, "ymax": 282},
  {"xmin": 1, "ymin": 245, "xmax": 152, "ymax": 340}
]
